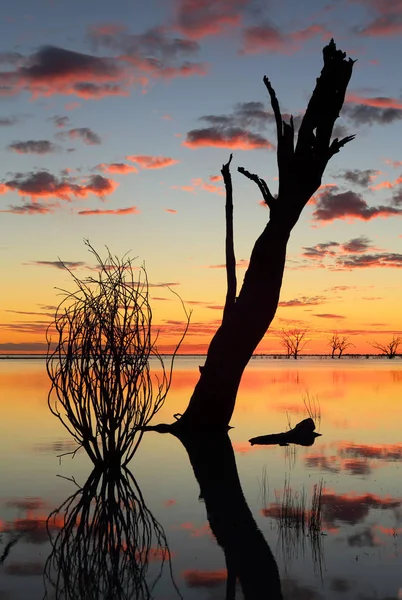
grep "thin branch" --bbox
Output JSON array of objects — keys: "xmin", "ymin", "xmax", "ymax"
[
  {"xmin": 263, "ymin": 76, "xmax": 282, "ymax": 140},
  {"xmin": 263, "ymin": 75, "xmax": 295, "ymax": 183},
  {"xmin": 237, "ymin": 166, "xmax": 275, "ymax": 209},
  {"xmin": 221, "ymin": 154, "xmax": 237, "ymax": 323},
  {"xmin": 328, "ymin": 134, "xmax": 356, "ymax": 158}
]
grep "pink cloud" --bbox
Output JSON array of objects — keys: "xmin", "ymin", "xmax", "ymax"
[
  {"xmin": 78, "ymin": 206, "xmax": 139, "ymax": 215},
  {"xmin": 96, "ymin": 163, "xmax": 138, "ymax": 174},
  {"xmin": 3, "ymin": 171, "xmax": 118, "ymax": 201},
  {"xmin": 173, "ymin": 0, "xmax": 245, "ymax": 38},
  {"xmin": 183, "ymin": 127, "xmax": 273, "ymax": 150},
  {"xmin": 241, "ymin": 23, "xmax": 329, "ymax": 54},
  {"xmin": 126, "ymin": 155, "xmax": 179, "ymax": 169},
  {"xmin": 346, "ymin": 93, "xmax": 402, "ymax": 109},
  {"xmin": 165, "ymin": 208, "xmax": 177, "ymax": 213}
]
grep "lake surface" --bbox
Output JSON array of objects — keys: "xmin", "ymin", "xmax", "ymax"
[{"xmin": 1, "ymin": 356, "xmax": 402, "ymax": 599}]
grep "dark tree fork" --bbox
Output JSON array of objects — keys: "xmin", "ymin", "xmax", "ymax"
[{"xmin": 168, "ymin": 39, "xmax": 355, "ymax": 431}]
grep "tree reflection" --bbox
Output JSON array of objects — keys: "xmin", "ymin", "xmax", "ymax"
[
  {"xmin": 176, "ymin": 431, "xmax": 283, "ymax": 600},
  {"xmin": 44, "ymin": 467, "xmax": 181, "ymax": 600}
]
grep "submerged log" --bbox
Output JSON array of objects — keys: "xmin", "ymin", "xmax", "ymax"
[{"xmin": 249, "ymin": 417, "xmax": 321, "ymax": 447}]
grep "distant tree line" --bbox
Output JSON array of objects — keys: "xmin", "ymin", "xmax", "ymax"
[{"xmin": 277, "ymin": 329, "xmax": 402, "ymax": 359}]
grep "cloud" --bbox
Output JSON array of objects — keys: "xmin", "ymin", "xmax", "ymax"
[
  {"xmin": 343, "ymin": 459, "xmax": 372, "ymax": 476},
  {"xmin": 322, "ymin": 490, "xmax": 400, "ymax": 526},
  {"xmin": 305, "ymin": 454, "xmax": 340, "ymax": 473},
  {"xmin": 96, "ymin": 162, "xmax": 138, "ymax": 174},
  {"xmin": 207, "ymin": 259, "xmax": 248, "ymax": 269},
  {"xmin": 165, "ymin": 208, "xmax": 177, "ymax": 213},
  {"xmin": 279, "ymin": 295, "xmax": 326, "ymax": 307},
  {"xmin": 183, "ymin": 126, "xmax": 273, "ymax": 149},
  {"xmin": 339, "ymin": 442, "xmax": 402, "ymax": 461},
  {"xmin": 0, "ymin": 116, "xmax": 18, "ymax": 126},
  {"xmin": 172, "ymin": 177, "xmax": 224, "ymax": 195},
  {"xmin": 2, "ymin": 171, "xmax": 118, "ymax": 201},
  {"xmin": 335, "ymin": 252, "xmax": 402, "ymax": 269},
  {"xmin": 313, "ymin": 313, "xmax": 345, "ymax": 319},
  {"xmin": 48, "ymin": 115, "xmax": 69, "ymax": 127},
  {"xmin": 173, "ymin": 0, "xmax": 246, "ymax": 38},
  {"xmin": 182, "ymin": 569, "xmax": 227, "ymax": 587},
  {"xmin": 241, "ymin": 22, "xmax": 329, "ymax": 54},
  {"xmin": 183, "ymin": 101, "xmax": 276, "ymax": 150},
  {"xmin": 343, "ymin": 94, "xmax": 402, "ymax": 125},
  {"xmin": 342, "ymin": 235, "xmax": 373, "ymax": 253},
  {"xmin": 312, "ymin": 187, "xmax": 402, "ymax": 222},
  {"xmin": 8, "ymin": 140, "xmax": 58, "ymax": 154},
  {"xmin": 0, "ymin": 45, "xmax": 129, "ymax": 99},
  {"xmin": 346, "ymin": 93, "xmax": 402, "ymax": 110},
  {"xmin": 0, "ymin": 51, "xmax": 23, "ymax": 65},
  {"xmin": 334, "ymin": 168, "xmax": 380, "ymax": 187},
  {"xmin": 27, "ymin": 260, "xmax": 86, "ymax": 270},
  {"xmin": 301, "ymin": 241, "xmax": 339, "ymax": 259},
  {"xmin": 78, "ymin": 206, "xmax": 139, "ymax": 215},
  {"xmin": 385, "ymin": 159, "xmax": 402, "ymax": 168},
  {"xmin": 57, "ymin": 127, "xmax": 102, "ymax": 145},
  {"xmin": 347, "ymin": 527, "xmax": 381, "ymax": 547},
  {"xmin": 352, "ymin": 0, "xmax": 402, "ymax": 37},
  {"xmin": 0, "ymin": 202, "xmax": 59, "ymax": 214},
  {"xmin": 88, "ymin": 25, "xmax": 207, "ymax": 81},
  {"xmin": 126, "ymin": 155, "xmax": 179, "ymax": 169}
]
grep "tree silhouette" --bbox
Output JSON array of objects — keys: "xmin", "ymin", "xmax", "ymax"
[
  {"xmin": 371, "ymin": 335, "xmax": 402, "ymax": 359},
  {"xmin": 328, "ymin": 332, "xmax": 354, "ymax": 358},
  {"xmin": 167, "ymin": 39, "xmax": 355, "ymax": 431},
  {"xmin": 280, "ymin": 328, "xmax": 310, "ymax": 360}
]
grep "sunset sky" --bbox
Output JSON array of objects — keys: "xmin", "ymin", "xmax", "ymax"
[{"xmin": 1, "ymin": 0, "xmax": 402, "ymax": 354}]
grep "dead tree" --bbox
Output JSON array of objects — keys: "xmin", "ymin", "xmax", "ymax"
[
  {"xmin": 162, "ymin": 39, "xmax": 355, "ymax": 431},
  {"xmin": 371, "ymin": 335, "xmax": 402, "ymax": 359},
  {"xmin": 280, "ymin": 328, "xmax": 309, "ymax": 360},
  {"xmin": 329, "ymin": 332, "xmax": 354, "ymax": 358}
]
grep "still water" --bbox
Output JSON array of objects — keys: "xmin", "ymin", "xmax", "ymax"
[{"xmin": 1, "ymin": 356, "xmax": 402, "ymax": 599}]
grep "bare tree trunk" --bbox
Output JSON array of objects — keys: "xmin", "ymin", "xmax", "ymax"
[{"xmin": 171, "ymin": 40, "xmax": 355, "ymax": 432}]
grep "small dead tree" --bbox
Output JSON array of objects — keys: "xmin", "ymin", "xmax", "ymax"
[
  {"xmin": 371, "ymin": 335, "xmax": 402, "ymax": 359},
  {"xmin": 328, "ymin": 332, "xmax": 354, "ymax": 358},
  {"xmin": 280, "ymin": 329, "xmax": 310, "ymax": 360},
  {"xmin": 46, "ymin": 241, "xmax": 190, "ymax": 467}
]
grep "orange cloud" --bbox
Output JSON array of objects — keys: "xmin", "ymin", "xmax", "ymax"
[
  {"xmin": 165, "ymin": 208, "xmax": 177, "ymax": 213},
  {"xmin": 97, "ymin": 163, "xmax": 138, "ymax": 174},
  {"xmin": 385, "ymin": 159, "xmax": 402, "ymax": 168},
  {"xmin": 3, "ymin": 171, "xmax": 118, "ymax": 201},
  {"xmin": 183, "ymin": 127, "xmax": 273, "ymax": 149},
  {"xmin": 126, "ymin": 155, "xmax": 179, "ymax": 169},
  {"xmin": 78, "ymin": 206, "xmax": 139, "ymax": 215},
  {"xmin": 172, "ymin": 177, "xmax": 225, "ymax": 195},
  {"xmin": 207, "ymin": 258, "xmax": 249, "ymax": 269},
  {"xmin": 182, "ymin": 569, "xmax": 227, "ymax": 587},
  {"xmin": 346, "ymin": 93, "xmax": 402, "ymax": 109}
]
